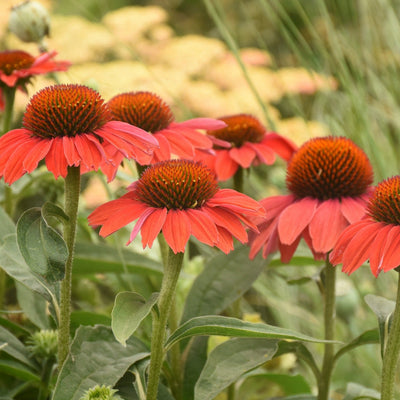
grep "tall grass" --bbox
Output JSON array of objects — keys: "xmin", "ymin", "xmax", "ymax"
[{"xmin": 204, "ymin": 0, "xmax": 400, "ymax": 181}]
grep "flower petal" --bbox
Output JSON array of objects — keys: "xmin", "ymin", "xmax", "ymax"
[
  {"xmin": 380, "ymin": 225, "xmax": 400, "ymax": 273},
  {"xmin": 23, "ymin": 137, "xmax": 52, "ymax": 173},
  {"xmin": 186, "ymin": 209, "xmax": 219, "ymax": 247},
  {"xmin": 369, "ymin": 223, "xmax": 394, "ymax": 276},
  {"xmin": 139, "ymin": 208, "xmax": 168, "ymax": 248},
  {"xmin": 161, "ymin": 130, "xmax": 195, "ymax": 159},
  {"xmin": 214, "ymin": 150, "xmax": 238, "ymax": 180},
  {"xmin": 261, "ymin": 133, "xmax": 298, "ymax": 161},
  {"xmin": 278, "ymin": 197, "xmax": 318, "ymax": 245},
  {"xmin": 259, "ymin": 194, "xmax": 296, "ymax": 222},
  {"xmin": 73, "ymin": 134, "xmax": 103, "ymax": 169},
  {"xmin": 171, "ymin": 118, "xmax": 226, "ymax": 130},
  {"xmin": 215, "ymin": 226, "xmax": 234, "ymax": 254},
  {"xmin": 229, "ymin": 145, "xmax": 257, "ymax": 168},
  {"xmin": 151, "ymin": 133, "xmax": 172, "ymax": 163},
  {"xmin": 250, "ymin": 142, "xmax": 276, "ymax": 165},
  {"xmin": 309, "ymin": 199, "xmax": 348, "ymax": 253},
  {"xmin": 340, "ymin": 196, "xmax": 369, "ymax": 223},
  {"xmin": 45, "ymin": 138, "xmax": 69, "ymax": 178},
  {"xmin": 162, "ymin": 210, "xmax": 191, "ymax": 253},
  {"xmin": 62, "ymin": 136, "xmax": 81, "ymax": 166}
]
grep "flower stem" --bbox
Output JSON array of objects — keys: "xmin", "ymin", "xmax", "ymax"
[
  {"xmin": 381, "ymin": 273, "xmax": 400, "ymax": 400},
  {"xmin": 317, "ymin": 257, "xmax": 336, "ymax": 400},
  {"xmin": 1, "ymin": 86, "xmax": 16, "ymax": 134},
  {"xmin": 146, "ymin": 249, "xmax": 184, "ymax": 400},
  {"xmin": 233, "ymin": 166, "xmax": 244, "ymax": 193},
  {"xmin": 58, "ymin": 166, "xmax": 81, "ymax": 366}
]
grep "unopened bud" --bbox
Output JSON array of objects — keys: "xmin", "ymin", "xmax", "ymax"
[
  {"xmin": 80, "ymin": 385, "xmax": 123, "ymax": 400},
  {"xmin": 9, "ymin": 1, "xmax": 50, "ymax": 44}
]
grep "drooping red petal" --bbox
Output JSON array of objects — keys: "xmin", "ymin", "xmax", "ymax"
[
  {"xmin": 309, "ymin": 199, "xmax": 348, "ymax": 253},
  {"xmin": 215, "ymin": 226, "xmax": 234, "ymax": 254},
  {"xmin": 248, "ymin": 219, "xmax": 277, "ymax": 259},
  {"xmin": 278, "ymin": 197, "xmax": 318, "ymax": 245},
  {"xmin": 138, "ymin": 207, "xmax": 167, "ymax": 248},
  {"xmin": 62, "ymin": 136, "xmax": 81, "ymax": 167},
  {"xmin": 201, "ymin": 205, "xmax": 247, "ymax": 243},
  {"xmin": 340, "ymin": 223, "xmax": 381, "ymax": 275},
  {"xmin": 171, "ymin": 125, "xmax": 214, "ymax": 149},
  {"xmin": 251, "ymin": 142, "xmax": 276, "ymax": 165},
  {"xmin": 45, "ymin": 138, "xmax": 69, "ymax": 178},
  {"xmin": 329, "ymin": 220, "xmax": 372, "ymax": 265},
  {"xmin": 23, "ymin": 137, "xmax": 52, "ymax": 173},
  {"xmin": 340, "ymin": 196, "xmax": 369, "ymax": 223},
  {"xmin": 279, "ymin": 235, "xmax": 302, "ymax": 263},
  {"xmin": 171, "ymin": 118, "xmax": 226, "ymax": 130},
  {"xmin": 186, "ymin": 209, "xmax": 219, "ymax": 247},
  {"xmin": 380, "ymin": 225, "xmax": 400, "ymax": 273},
  {"xmin": 229, "ymin": 145, "xmax": 257, "ymax": 168},
  {"xmin": 73, "ymin": 134, "xmax": 103, "ymax": 169},
  {"xmin": 161, "ymin": 130, "xmax": 195, "ymax": 159},
  {"xmin": 162, "ymin": 209, "xmax": 191, "ymax": 253},
  {"xmin": 208, "ymin": 189, "xmax": 265, "ymax": 216},
  {"xmin": 261, "ymin": 133, "xmax": 298, "ymax": 161},
  {"xmin": 369, "ymin": 223, "xmax": 394, "ymax": 276},
  {"xmin": 259, "ymin": 194, "xmax": 296, "ymax": 222},
  {"xmin": 214, "ymin": 150, "xmax": 238, "ymax": 181},
  {"xmin": 151, "ymin": 133, "xmax": 172, "ymax": 163}
]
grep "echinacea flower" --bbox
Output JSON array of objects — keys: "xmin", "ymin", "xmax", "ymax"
[
  {"xmin": 0, "ymin": 50, "xmax": 70, "ymax": 110},
  {"xmin": 197, "ymin": 114, "xmax": 297, "ymax": 181},
  {"xmin": 330, "ymin": 176, "xmax": 400, "ymax": 276},
  {"xmin": 88, "ymin": 159, "xmax": 265, "ymax": 254},
  {"xmin": 107, "ymin": 91, "xmax": 226, "ymax": 164},
  {"xmin": 248, "ymin": 136, "xmax": 374, "ymax": 262},
  {"xmin": 0, "ymin": 84, "xmax": 159, "ymax": 184}
]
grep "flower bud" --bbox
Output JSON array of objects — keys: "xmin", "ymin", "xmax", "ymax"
[
  {"xmin": 27, "ymin": 330, "xmax": 58, "ymax": 360},
  {"xmin": 9, "ymin": 1, "xmax": 50, "ymax": 44},
  {"xmin": 80, "ymin": 385, "xmax": 123, "ymax": 400}
]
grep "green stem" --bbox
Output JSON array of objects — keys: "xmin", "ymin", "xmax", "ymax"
[
  {"xmin": 37, "ymin": 358, "xmax": 55, "ymax": 400},
  {"xmin": 381, "ymin": 273, "xmax": 400, "ymax": 400},
  {"xmin": 58, "ymin": 166, "xmax": 81, "ymax": 367},
  {"xmin": 1, "ymin": 86, "xmax": 16, "ymax": 134},
  {"xmin": 146, "ymin": 249, "xmax": 184, "ymax": 400},
  {"xmin": 233, "ymin": 166, "xmax": 244, "ymax": 193},
  {"xmin": 317, "ymin": 257, "xmax": 336, "ymax": 400}
]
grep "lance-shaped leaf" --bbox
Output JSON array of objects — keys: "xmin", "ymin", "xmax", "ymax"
[
  {"xmin": 166, "ymin": 315, "xmax": 336, "ymax": 350},
  {"xmin": 17, "ymin": 204, "xmax": 68, "ymax": 283},
  {"xmin": 112, "ymin": 292, "xmax": 159, "ymax": 346},
  {"xmin": 194, "ymin": 338, "xmax": 279, "ymax": 400}
]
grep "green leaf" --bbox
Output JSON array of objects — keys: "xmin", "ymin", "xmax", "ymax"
[
  {"xmin": 181, "ymin": 246, "xmax": 266, "ymax": 324},
  {"xmin": 0, "ymin": 359, "xmax": 40, "ymax": 382},
  {"xmin": 182, "ymin": 337, "xmax": 209, "ymax": 400},
  {"xmin": 112, "ymin": 292, "xmax": 159, "ymax": 346},
  {"xmin": 70, "ymin": 311, "xmax": 111, "ymax": 332},
  {"xmin": 0, "ymin": 326, "xmax": 36, "ymax": 369},
  {"xmin": 52, "ymin": 325, "xmax": 149, "ymax": 400},
  {"xmin": 73, "ymin": 242, "xmax": 163, "ymax": 276},
  {"xmin": 334, "ymin": 329, "xmax": 379, "ymax": 363},
  {"xmin": 194, "ymin": 338, "xmax": 279, "ymax": 400},
  {"xmin": 166, "ymin": 315, "xmax": 334, "ymax": 350},
  {"xmin": 0, "ymin": 206, "xmax": 16, "ymax": 239},
  {"xmin": 343, "ymin": 382, "xmax": 380, "ymax": 400},
  {"xmin": 41, "ymin": 202, "xmax": 69, "ymax": 224},
  {"xmin": 17, "ymin": 207, "xmax": 68, "ymax": 283},
  {"xmin": 15, "ymin": 282, "xmax": 50, "ymax": 330},
  {"xmin": 365, "ymin": 294, "xmax": 395, "ymax": 358},
  {"xmin": 0, "ymin": 232, "xmax": 58, "ymax": 302}
]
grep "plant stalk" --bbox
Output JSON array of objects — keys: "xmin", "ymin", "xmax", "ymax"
[
  {"xmin": 381, "ymin": 273, "xmax": 400, "ymax": 400},
  {"xmin": 146, "ymin": 249, "xmax": 184, "ymax": 400},
  {"xmin": 317, "ymin": 257, "xmax": 336, "ymax": 400},
  {"xmin": 58, "ymin": 166, "xmax": 81, "ymax": 366},
  {"xmin": 1, "ymin": 86, "xmax": 16, "ymax": 134}
]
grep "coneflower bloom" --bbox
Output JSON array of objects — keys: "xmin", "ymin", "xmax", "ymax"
[
  {"xmin": 248, "ymin": 136, "xmax": 374, "ymax": 262},
  {"xmin": 0, "ymin": 84, "xmax": 159, "ymax": 184},
  {"xmin": 197, "ymin": 114, "xmax": 297, "ymax": 181},
  {"xmin": 330, "ymin": 176, "xmax": 400, "ymax": 276},
  {"xmin": 88, "ymin": 159, "xmax": 265, "ymax": 254},
  {"xmin": 0, "ymin": 50, "xmax": 70, "ymax": 110},
  {"xmin": 107, "ymin": 91, "xmax": 226, "ymax": 164}
]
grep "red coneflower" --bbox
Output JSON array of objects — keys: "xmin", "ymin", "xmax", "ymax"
[
  {"xmin": 0, "ymin": 50, "xmax": 70, "ymax": 110},
  {"xmin": 197, "ymin": 114, "xmax": 297, "ymax": 181},
  {"xmin": 107, "ymin": 91, "xmax": 226, "ymax": 164},
  {"xmin": 330, "ymin": 176, "xmax": 400, "ymax": 276},
  {"xmin": 248, "ymin": 136, "xmax": 374, "ymax": 262},
  {"xmin": 0, "ymin": 84, "xmax": 159, "ymax": 184},
  {"xmin": 88, "ymin": 159, "xmax": 265, "ymax": 254}
]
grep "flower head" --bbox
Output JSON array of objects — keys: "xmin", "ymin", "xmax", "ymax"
[
  {"xmin": 330, "ymin": 176, "xmax": 400, "ymax": 276},
  {"xmin": 88, "ymin": 159, "xmax": 265, "ymax": 254},
  {"xmin": 107, "ymin": 91, "xmax": 226, "ymax": 164},
  {"xmin": 249, "ymin": 136, "xmax": 374, "ymax": 262},
  {"xmin": 197, "ymin": 114, "xmax": 297, "ymax": 181},
  {"xmin": 0, "ymin": 49, "xmax": 70, "ymax": 110},
  {"xmin": 0, "ymin": 84, "xmax": 159, "ymax": 184}
]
